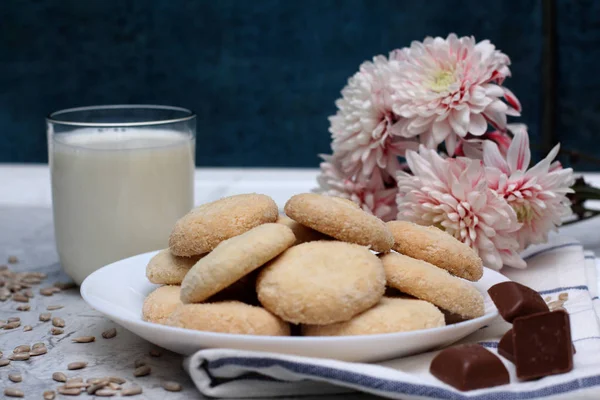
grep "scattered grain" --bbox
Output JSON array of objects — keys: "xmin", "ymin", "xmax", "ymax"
[
  {"xmin": 9, "ymin": 353, "xmax": 30, "ymax": 361},
  {"xmin": 72, "ymin": 336, "xmax": 95, "ymax": 343},
  {"xmin": 57, "ymin": 387, "xmax": 81, "ymax": 396},
  {"xmin": 39, "ymin": 287, "xmax": 55, "ymax": 296},
  {"xmin": 8, "ymin": 373, "xmax": 22, "ymax": 382},
  {"xmin": 13, "ymin": 344, "xmax": 31, "ymax": 353},
  {"xmin": 87, "ymin": 379, "xmax": 109, "ymax": 394},
  {"xmin": 16, "ymin": 304, "xmax": 30, "ymax": 311},
  {"xmin": 50, "ymin": 327, "xmax": 63, "ymax": 335},
  {"xmin": 39, "ymin": 313, "xmax": 51, "ymax": 322},
  {"xmin": 46, "ymin": 305, "xmax": 63, "ymax": 311},
  {"xmin": 161, "ymin": 381, "xmax": 182, "ymax": 392},
  {"xmin": 43, "ymin": 390, "xmax": 56, "ymax": 400},
  {"xmin": 108, "ymin": 376, "xmax": 126, "ymax": 384},
  {"xmin": 4, "ymin": 321, "xmax": 21, "ymax": 330},
  {"xmin": 559, "ymin": 292, "xmax": 569, "ymax": 301},
  {"xmin": 52, "ymin": 372, "xmax": 67, "ymax": 382},
  {"xmin": 52, "ymin": 317, "xmax": 65, "ymax": 328},
  {"xmin": 133, "ymin": 365, "xmax": 151, "ymax": 377},
  {"xmin": 95, "ymin": 389, "xmax": 116, "ymax": 397},
  {"xmin": 102, "ymin": 328, "xmax": 117, "ymax": 339},
  {"xmin": 12, "ymin": 293, "xmax": 28, "ymax": 303},
  {"xmin": 4, "ymin": 387, "xmax": 24, "ymax": 398},
  {"xmin": 67, "ymin": 361, "xmax": 87, "ymax": 370},
  {"xmin": 121, "ymin": 386, "xmax": 142, "ymax": 396}
]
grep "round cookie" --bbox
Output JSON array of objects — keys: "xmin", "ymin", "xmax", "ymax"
[
  {"xmin": 284, "ymin": 193, "xmax": 394, "ymax": 252},
  {"xmin": 275, "ymin": 215, "xmax": 330, "ymax": 245},
  {"xmin": 142, "ymin": 285, "xmax": 182, "ymax": 324},
  {"xmin": 181, "ymin": 223, "xmax": 295, "ymax": 303},
  {"xmin": 380, "ymin": 252, "xmax": 484, "ymax": 319},
  {"xmin": 256, "ymin": 241, "xmax": 386, "ymax": 325},
  {"xmin": 166, "ymin": 301, "xmax": 290, "ymax": 336},
  {"xmin": 387, "ymin": 221, "xmax": 483, "ymax": 281},
  {"xmin": 303, "ymin": 297, "xmax": 445, "ymax": 336},
  {"xmin": 146, "ymin": 249, "xmax": 202, "ymax": 285},
  {"xmin": 169, "ymin": 193, "xmax": 279, "ymax": 256}
]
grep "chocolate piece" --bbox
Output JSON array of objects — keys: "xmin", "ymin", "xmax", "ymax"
[
  {"xmin": 498, "ymin": 329, "xmax": 515, "ymax": 363},
  {"xmin": 513, "ymin": 310, "xmax": 573, "ymax": 380},
  {"xmin": 488, "ymin": 282, "xmax": 549, "ymax": 323},
  {"xmin": 430, "ymin": 344, "xmax": 509, "ymax": 391}
]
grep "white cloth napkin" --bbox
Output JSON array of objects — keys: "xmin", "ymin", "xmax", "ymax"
[{"xmin": 184, "ymin": 235, "xmax": 600, "ymax": 399}]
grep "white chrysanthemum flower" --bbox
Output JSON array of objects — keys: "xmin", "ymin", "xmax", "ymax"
[
  {"xmin": 391, "ymin": 33, "xmax": 521, "ymax": 155},
  {"xmin": 315, "ymin": 155, "xmax": 398, "ymax": 221},
  {"xmin": 329, "ymin": 56, "xmax": 418, "ymax": 182},
  {"xmin": 396, "ymin": 146, "xmax": 524, "ymax": 270}
]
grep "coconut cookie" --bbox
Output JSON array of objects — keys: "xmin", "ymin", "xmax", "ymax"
[
  {"xmin": 181, "ymin": 223, "xmax": 295, "ymax": 303},
  {"xmin": 169, "ymin": 193, "xmax": 279, "ymax": 256},
  {"xmin": 142, "ymin": 285, "xmax": 182, "ymax": 324},
  {"xmin": 256, "ymin": 241, "xmax": 386, "ymax": 325},
  {"xmin": 380, "ymin": 252, "xmax": 484, "ymax": 320},
  {"xmin": 284, "ymin": 193, "xmax": 394, "ymax": 252},
  {"xmin": 166, "ymin": 301, "xmax": 290, "ymax": 336},
  {"xmin": 276, "ymin": 215, "xmax": 330, "ymax": 245},
  {"xmin": 146, "ymin": 249, "xmax": 202, "ymax": 285},
  {"xmin": 303, "ymin": 297, "xmax": 445, "ymax": 336},
  {"xmin": 387, "ymin": 221, "xmax": 483, "ymax": 281}
]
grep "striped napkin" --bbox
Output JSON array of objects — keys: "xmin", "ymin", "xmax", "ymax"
[{"xmin": 184, "ymin": 235, "xmax": 600, "ymax": 399}]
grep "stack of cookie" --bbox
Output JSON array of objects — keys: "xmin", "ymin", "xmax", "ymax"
[{"xmin": 142, "ymin": 192, "xmax": 485, "ymax": 337}]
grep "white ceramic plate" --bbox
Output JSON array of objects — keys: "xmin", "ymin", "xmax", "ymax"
[{"xmin": 81, "ymin": 251, "xmax": 509, "ymax": 362}]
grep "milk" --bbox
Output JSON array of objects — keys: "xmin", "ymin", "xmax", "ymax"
[{"xmin": 50, "ymin": 128, "xmax": 195, "ymax": 284}]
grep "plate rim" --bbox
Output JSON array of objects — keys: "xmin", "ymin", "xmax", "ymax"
[{"xmin": 81, "ymin": 250, "xmax": 506, "ymax": 343}]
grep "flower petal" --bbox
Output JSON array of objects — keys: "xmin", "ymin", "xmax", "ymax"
[
  {"xmin": 449, "ymin": 108, "xmax": 470, "ymax": 137},
  {"xmin": 469, "ymin": 113, "xmax": 488, "ymax": 136},
  {"xmin": 483, "ymin": 140, "xmax": 509, "ymax": 174},
  {"xmin": 506, "ymin": 129, "xmax": 531, "ymax": 172}
]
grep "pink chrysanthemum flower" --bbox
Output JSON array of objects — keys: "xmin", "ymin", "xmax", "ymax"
[
  {"xmin": 483, "ymin": 129, "xmax": 575, "ymax": 250},
  {"xmin": 329, "ymin": 56, "xmax": 418, "ymax": 182},
  {"xmin": 315, "ymin": 155, "xmax": 398, "ymax": 221},
  {"xmin": 396, "ymin": 146, "xmax": 524, "ymax": 270},
  {"xmin": 391, "ymin": 33, "xmax": 521, "ymax": 155}
]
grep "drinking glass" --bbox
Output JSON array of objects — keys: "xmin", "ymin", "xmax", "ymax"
[{"xmin": 47, "ymin": 105, "xmax": 196, "ymax": 285}]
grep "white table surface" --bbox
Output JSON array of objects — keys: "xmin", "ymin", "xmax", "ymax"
[{"xmin": 1, "ymin": 163, "xmax": 600, "ymax": 399}]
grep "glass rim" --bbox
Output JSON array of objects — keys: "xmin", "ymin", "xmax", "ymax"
[{"xmin": 46, "ymin": 104, "xmax": 196, "ymax": 127}]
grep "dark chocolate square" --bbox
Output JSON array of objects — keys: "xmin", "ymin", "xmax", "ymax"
[
  {"xmin": 513, "ymin": 310, "xmax": 573, "ymax": 380},
  {"xmin": 488, "ymin": 282, "xmax": 549, "ymax": 323},
  {"xmin": 498, "ymin": 329, "xmax": 515, "ymax": 363},
  {"xmin": 430, "ymin": 344, "xmax": 509, "ymax": 391}
]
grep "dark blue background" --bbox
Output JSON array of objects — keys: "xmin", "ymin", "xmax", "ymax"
[{"xmin": 0, "ymin": 0, "xmax": 596, "ymax": 168}]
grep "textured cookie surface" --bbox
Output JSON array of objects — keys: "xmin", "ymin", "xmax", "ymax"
[
  {"xmin": 166, "ymin": 301, "xmax": 290, "ymax": 336},
  {"xmin": 181, "ymin": 223, "xmax": 295, "ymax": 303},
  {"xmin": 169, "ymin": 193, "xmax": 278, "ymax": 256},
  {"xmin": 303, "ymin": 297, "xmax": 445, "ymax": 336},
  {"xmin": 284, "ymin": 193, "xmax": 394, "ymax": 252},
  {"xmin": 142, "ymin": 285, "xmax": 182, "ymax": 324},
  {"xmin": 256, "ymin": 241, "xmax": 386, "ymax": 325},
  {"xmin": 275, "ymin": 215, "xmax": 330, "ymax": 245},
  {"xmin": 381, "ymin": 252, "xmax": 485, "ymax": 319},
  {"xmin": 387, "ymin": 221, "xmax": 483, "ymax": 281},
  {"xmin": 146, "ymin": 249, "xmax": 202, "ymax": 285}
]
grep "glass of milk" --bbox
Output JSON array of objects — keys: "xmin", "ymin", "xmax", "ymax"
[{"xmin": 47, "ymin": 105, "xmax": 196, "ymax": 285}]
